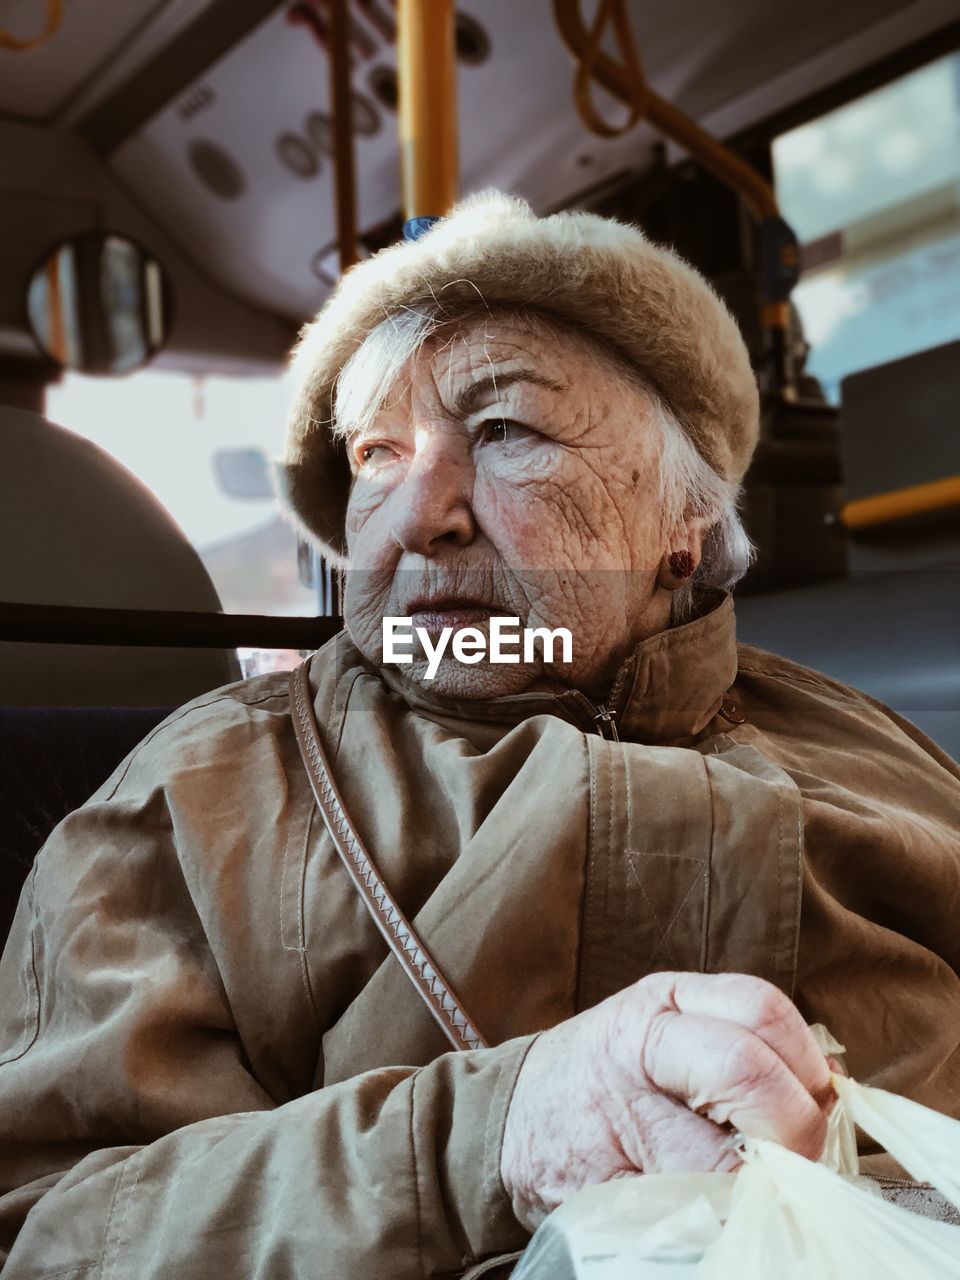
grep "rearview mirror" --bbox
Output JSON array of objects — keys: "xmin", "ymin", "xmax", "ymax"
[{"xmin": 26, "ymin": 232, "xmax": 172, "ymax": 376}]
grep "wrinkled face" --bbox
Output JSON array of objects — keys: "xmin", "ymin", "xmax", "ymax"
[{"xmin": 342, "ymin": 314, "xmax": 688, "ymax": 698}]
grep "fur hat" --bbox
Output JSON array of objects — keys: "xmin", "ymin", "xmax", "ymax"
[{"xmin": 280, "ymin": 190, "xmax": 759, "ymax": 560}]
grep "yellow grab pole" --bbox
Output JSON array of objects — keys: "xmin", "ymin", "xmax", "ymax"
[
  {"xmin": 397, "ymin": 0, "xmax": 458, "ymax": 220},
  {"xmin": 836, "ymin": 475, "xmax": 960, "ymax": 532},
  {"xmin": 47, "ymin": 250, "xmax": 67, "ymax": 365},
  {"xmin": 328, "ymin": 0, "xmax": 358, "ymax": 272}
]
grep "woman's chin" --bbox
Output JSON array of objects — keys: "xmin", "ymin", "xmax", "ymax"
[{"xmin": 404, "ymin": 658, "xmax": 544, "ymax": 701}]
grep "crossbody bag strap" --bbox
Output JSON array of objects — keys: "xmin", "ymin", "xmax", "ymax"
[{"xmin": 290, "ymin": 659, "xmax": 487, "ymax": 1052}]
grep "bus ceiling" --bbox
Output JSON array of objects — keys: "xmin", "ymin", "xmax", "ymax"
[{"xmin": 0, "ymin": 0, "xmax": 958, "ymax": 387}]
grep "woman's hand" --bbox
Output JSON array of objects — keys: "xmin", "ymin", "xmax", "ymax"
[{"xmin": 500, "ymin": 971, "xmax": 834, "ymax": 1231}]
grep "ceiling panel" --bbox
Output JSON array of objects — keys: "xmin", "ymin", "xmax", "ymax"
[
  {"xmin": 102, "ymin": 0, "xmax": 953, "ymax": 324},
  {"xmin": 0, "ymin": 0, "xmax": 211, "ymax": 122},
  {"xmin": 616, "ymin": 0, "xmax": 912, "ymax": 119},
  {"xmin": 109, "ymin": 0, "xmax": 661, "ymax": 320}
]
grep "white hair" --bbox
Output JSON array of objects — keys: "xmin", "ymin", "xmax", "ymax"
[
  {"xmin": 333, "ymin": 306, "xmax": 753, "ymax": 622},
  {"xmin": 651, "ymin": 399, "xmax": 754, "ymax": 622}
]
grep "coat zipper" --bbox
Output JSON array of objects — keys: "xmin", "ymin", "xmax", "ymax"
[
  {"xmin": 592, "ymin": 702, "xmax": 621, "ymax": 741},
  {"xmin": 561, "ymin": 666, "xmax": 630, "ymax": 741},
  {"xmin": 567, "ymin": 675, "xmax": 629, "ymax": 742}
]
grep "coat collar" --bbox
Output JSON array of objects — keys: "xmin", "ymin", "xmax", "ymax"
[{"xmin": 369, "ymin": 589, "xmax": 739, "ymax": 745}]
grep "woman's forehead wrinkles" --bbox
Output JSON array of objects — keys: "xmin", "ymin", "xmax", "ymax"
[
  {"xmin": 429, "ymin": 325, "xmax": 569, "ymax": 409},
  {"xmin": 452, "ymin": 369, "xmax": 567, "ymax": 417}
]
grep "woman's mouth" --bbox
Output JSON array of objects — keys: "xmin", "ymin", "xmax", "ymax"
[{"xmin": 406, "ymin": 598, "xmax": 495, "ymax": 635}]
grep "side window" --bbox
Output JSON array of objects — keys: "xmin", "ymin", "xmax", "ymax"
[
  {"xmin": 773, "ymin": 51, "xmax": 960, "ymax": 402},
  {"xmin": 45, "ymin": 370, "xmax": 319, "ymax": 676}
]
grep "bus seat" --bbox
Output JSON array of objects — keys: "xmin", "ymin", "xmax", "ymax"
[
  {"xmin": 0, "ymin": 405, "xmax": 241, "ymax": 707},
  {"xmin": 735, "ymin": 564, "xmax": 960, "ymax": 763},
  {"xmin": 0, "ymin": 706, "xmax": 171, "ymax": 950}
]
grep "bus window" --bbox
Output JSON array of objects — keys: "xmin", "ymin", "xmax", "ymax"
[
  {"xmin": 45, "ymin": 367, "xmax": 318, "ymax": 620},
  {"xmin": 773, "ymin": 51, "xmax": 960, "ymax": 402}
]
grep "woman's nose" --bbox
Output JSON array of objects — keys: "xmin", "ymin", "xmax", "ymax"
[{"xmin": 390, "ymin": 437, "xmax": 477, "ymax": 555}]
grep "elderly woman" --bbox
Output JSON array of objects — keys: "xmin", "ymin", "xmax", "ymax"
[{"xmin": 0, "ymin": 193, "xmax": 958, "ymax": 1279}]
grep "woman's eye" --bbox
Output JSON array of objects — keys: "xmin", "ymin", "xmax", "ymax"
[
  {"xmin": 479, "ymin": 418, "xmax": 532, "ymax": 445},
  {"xmin": 356, "ymin": 442, "xmax": 394, "ymax": 468}
]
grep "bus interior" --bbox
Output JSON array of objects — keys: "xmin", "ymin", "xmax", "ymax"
[{"xmin": 1, "ymin": 0, "xmax": 959, "ymax": 942}]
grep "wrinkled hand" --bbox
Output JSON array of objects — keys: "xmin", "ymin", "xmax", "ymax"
[{"xmin": 501, "ymin": 972, "xmax": 834, "ymax": 1231}]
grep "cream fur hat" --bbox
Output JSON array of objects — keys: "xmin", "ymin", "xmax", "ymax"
[{"xmin": 280, "ymin": 190, "xmax": 759, "ymax": 560}]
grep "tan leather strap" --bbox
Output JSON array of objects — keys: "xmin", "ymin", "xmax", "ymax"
[{"xmin": 290, "ymin": 659, "xmax": 487, "ymax": 1052}]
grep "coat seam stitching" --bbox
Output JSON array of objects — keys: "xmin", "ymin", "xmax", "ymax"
[
  {"xmin": 789, "ymin": 798, "xmax": 804, "ymax": 998},
  {"xmin": 20, "ymin": 1268, "xmax": 98, "ymax": 1278},
  {"xmin": 99, "ymin": 691, "xmax": 287, "ymax": 802},
  {"xmin": 604, "ymin": 742, "xmax": 614, "ymax": 1000},
  {"xmin": 700, "ymin": 752, "xmax": 713, "ymax": 972},
  {"xmin": 296, "ymin": 806, "xmax": 323, "ymax": 1027},
  {"xmin": 409, "ymin": 1068, "xmax": 426, "ymax": 1280},
  {"xmin": 0, "ymin": 875, "xmax": 41, "ymax": 1067},
  {"xmin": 775, "ymin": 777, "xmax": 786, "ymax": 988},
  {"xmin": 622, "ymin": 850, "xmax": 700, "ymax": 970},
  {"xmin": 575, "ymin": 737, "xmax": 601, "ymax": 1013},
  {"xmin": 106, "ymin": 1155, "xmax": 142, "ymax": 1280},
  {"xmin": 332, "ymin": 670, "xmax": 364, "ymax": 761},
  {"xmin": 278, "ymin": 799, "xmax": 297, "ymax": 952},
  {"xmin": 735, "ymin": 663, "xmax": 861, "ymax": 704},
  {"xmin": 619, "ymin": 850, "xmax": 707, "ymax": 862},
  {"xmin": 609, "ymin": 747, "xmax": 616, "ymax": 993},
  {"xmin": 99, "ymin": 1152, "xmax": 134, "ymax": 1280}
]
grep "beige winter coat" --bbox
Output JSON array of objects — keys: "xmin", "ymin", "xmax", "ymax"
[{"xmin": 1, "ymin": 591, "xmax": 958, "ymax": 1277}]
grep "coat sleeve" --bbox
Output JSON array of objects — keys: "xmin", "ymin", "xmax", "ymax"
[
  {"xmin": 740, "ymin": 658, "xmax": 960, "ymax": 1118},
  {"xmin": 0, "ymin": 742, "xmax": 534, "ymax": 1279}
]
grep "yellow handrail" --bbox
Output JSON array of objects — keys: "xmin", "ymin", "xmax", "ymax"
[
  {"xmin": 553, "ymin": 0, "xmax": 799, "ymax": 390},
  {"xmin": 397, "ymin": 0, "xmax": 458, "ymax": 220},
  {"xmin": 552, "ymin": 0, "xmax": 779, "ymax": 221},
  {"xmin": 0, "ymin": 0, "xmax": 62, "ymax": 52},
  {"xmin": 835, "ymin": 475, "xmax": 960, "ymax": 532}
]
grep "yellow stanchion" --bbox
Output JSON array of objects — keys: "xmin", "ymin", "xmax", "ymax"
[
  {"xmin": 397, "ymin": 0, "xmax": 458, "ymax": 220},
  {"xmin": 328, "ymin": 0, "xmax": 358, "ymax": 272},
  {"xmin": 46, "ymin": 251, "xmax": 67, "ymax": 366}
]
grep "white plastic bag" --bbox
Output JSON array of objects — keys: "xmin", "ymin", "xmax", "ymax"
[{"xmin": 512, "ymin": 1028, "xmax": 960, "ymax": 1278}]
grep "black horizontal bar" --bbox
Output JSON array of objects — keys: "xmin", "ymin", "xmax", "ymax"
[{"xmin": 0, "ymin": 603, "xmax": 343, "ymax": 650}]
